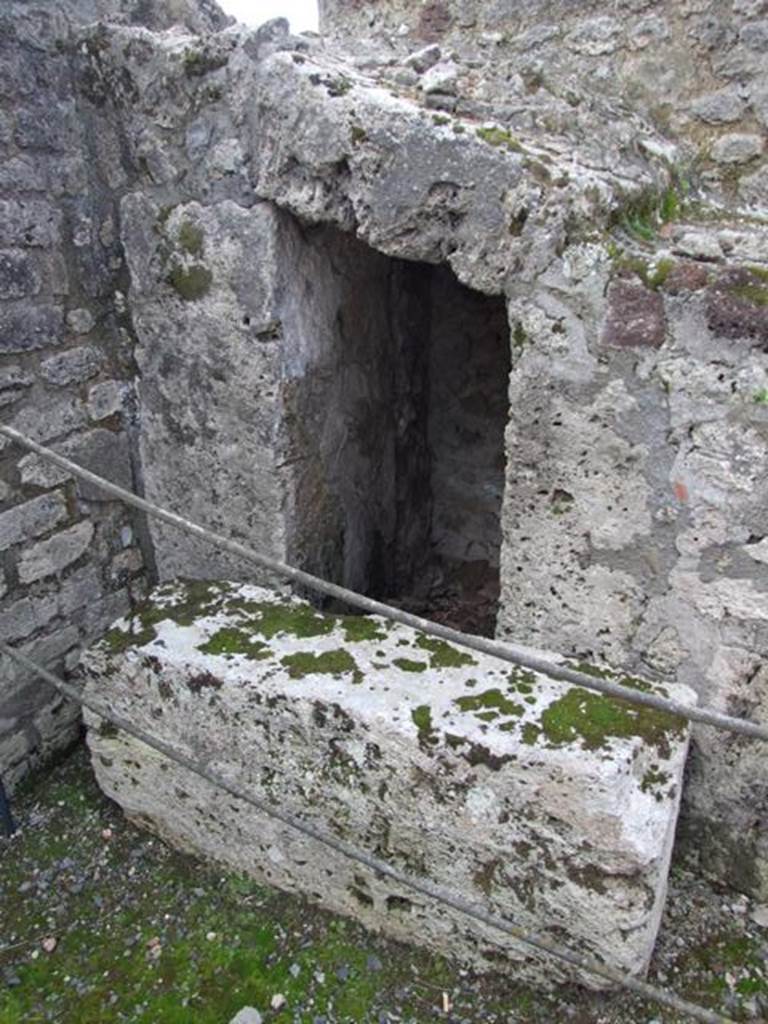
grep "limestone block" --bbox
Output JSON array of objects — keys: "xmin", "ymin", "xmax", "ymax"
[
  {"xmin": 0, "ymin": 394, "xmax": 87, "ymax": 456},
  {"xmin": 86, "ymin": 380, "xmax": 123, "ymax": 421},
  {"xmin": 691, "ymin": 89, "xmax": 744, "ymax": 124},
  {"xmin": 0, "ymin": 492, "xmax": 68, "ymax": 550},
  {"xmin": 404, "ymin": 44, "xmax": 442, "ymax": 73},
  {"xmin": 121, "ymin": 195, "xmax": 290, "ymax": 582},
  {"xmin": 81, "ymin": 580, "xmax": 692, "ymax": 988},
  {"xmin": 0, "ymin": 199, "xmax": 62, "ymax": 248},
  {"xmin": 710, "ymin": 132, "xmax": 764, "ymax": 164},
  {"xmin": 0, "ymin": 593, "xmax": 58, "ymax": 644},
  {"xmin": 0, "ymin": 302, "xmax": 63, "ymax": 353},
  {"xmin": 17, "ymin": 520, "xmax": 94, "ymax": 583},
  {"xmin": 41, "ymin": 345, "xmax": 102, "ymax": 386},
  {"xmin": 18, "ymin": 427, "xmax": 130, "ymax": 494},
  {"xmin": 420, "ymin": 60, "xmax": 458, "ymax": 95},
  {"xmin": 66, "ymin": 307, "xmax": 95, "ymax": 334}
]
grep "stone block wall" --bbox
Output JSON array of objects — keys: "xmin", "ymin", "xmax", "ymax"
[
  {"xmin": 0, "ymin": 4, "xmax": 154, "ymax": 791},
  {"xmin": 319, "ymin": 0, "xmax": 768, "ymax": 211},
  {"xmin": 0, "ymin": 0, "xmax": 237, "ymax": 790},
  {"xmin": 499, "ymin": 237, "xmax": 768, "ymax": 895}
]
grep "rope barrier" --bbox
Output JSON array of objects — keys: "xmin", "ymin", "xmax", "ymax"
[
  {"xmin": 0, "ymin": 641, "xmax": 736, "ymax": 1024},
  {"xmin": 1, "ymin": 424, "xmax": 766, "ymax": 742}
]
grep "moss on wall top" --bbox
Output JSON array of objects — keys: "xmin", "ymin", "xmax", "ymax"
[{"xmin": 96, "ymin": 579, "xmax": 688, "ymax": 769}]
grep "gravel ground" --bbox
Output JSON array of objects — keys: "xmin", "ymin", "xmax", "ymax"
[{"xmin": 1, "ymin": 744, "xmax": 767, "ymax": 1024}]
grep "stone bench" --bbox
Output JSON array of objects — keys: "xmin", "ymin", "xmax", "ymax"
[{"xmin": 79, "ymin": 580, "xmax": 692, "ymax": 988}]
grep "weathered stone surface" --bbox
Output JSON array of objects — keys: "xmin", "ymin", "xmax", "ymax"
[
  {"xmin": 122, "ymin": 196, "xmax": 290, "ymax": 582},
  {"xmin": 691, "ymin": 89, "xmax": 744, "ymax": 124},
  {"xmin": 0, "ymin": 394, "xmax": 87, "ymax": 454},
  {"xmin": 0, "ymin": 303, "xmax": 63, "ymax": 353},
  {"xmin": 0, "ymin": 199, "xmax": 62, "ymax": 248},
  {"xmin": 81, "ymin": 580, "xmax": 691, "ymax": 987},
  {"xmin": 404, "ymin": 44, "xmax": 442, "ymax": 73},
  {"xmin": 0, "ymin": 492, "xmax": 68, "ymax": 550},
  {"xmin": 17, "ymin": 520, "xmax": 95, "ymax": 583},
  {"xmin": 16, "ymin": 426, "xmax": 131, "ymax": 498},
  {"xmin": 420, "ymin": 60, "xmax": 459, "ymax": 95},
  {"xmin": 0, "ymin": 363, "xmax": 34, "ymax": 393},
  {"xmin": 41, "ymin": 345, "xmax": 102, "ymax": 386},
  {"xmin": 600, "ymin": 279, "xmax": 666, "ymax": 349},
  {"xmin": 87, "ymin": 380, "xmax": 123, "ymax": 420},
  {"xmin": 0, "ymin": 593, "xmax": 58, "ymax": 643},
  {"xmin": 710, "ymin": 132, "xmax": 764, "ymax": 164}
]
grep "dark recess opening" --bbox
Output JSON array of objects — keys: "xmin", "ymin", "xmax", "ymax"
[{"xmin": 279, "ymin": 220, "xmax": 510, "ymax": 637}]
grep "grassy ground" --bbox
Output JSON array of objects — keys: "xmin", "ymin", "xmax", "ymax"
[{"xmin": 1, "ymin": 745, "xmax": 766, "ymax": 1024}]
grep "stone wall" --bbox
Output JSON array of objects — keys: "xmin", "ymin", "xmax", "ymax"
[
  {"xmin": 2, "ymin": 0, "xmax": 768, "ymax": 902},
  {"xmin": 0, "ymin": 4, "xmax": 158, "ymax": 790},
  {"xmin": 319, "ymin": 0, "xmax": 768, "ymax": 210},
  {"xmin": 499, "ymin": 241, "xmax": 768, "ymax": 894}
]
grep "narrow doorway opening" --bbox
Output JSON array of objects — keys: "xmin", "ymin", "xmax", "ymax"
[{"xmin": 279, "ymin": 221, "xmax": 510, "ymax": 637}]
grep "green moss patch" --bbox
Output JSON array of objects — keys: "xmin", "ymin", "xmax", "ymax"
[
  {"xmin": 538, "ymin": 687, "xmax": 685, "ymax": 756},
  {"xmin": 338, "ymin": 615, "xmax": 388, "ymax": 643},
  {"xmin": 641, "ymin": 766, "xmax": 672, "ymax": 801},
  {"xmin": 507, "ymin": 669, "xmax": 536, "ymax": 695},
  {"xmin": 178, "ymin": 221, "xmax": 204, "ymax": 256},
  {"xmin": 197, "ymin": 628, "xmax": 271, "ymax": 660},
  {"xmin": 411, "ymin": 705, "xmax": 438, "ymax": 749},
  {"xmin": 230, "ymin": 601, "xmax": 336, "ymax": 641},
  {"xmin": 727, "ymin": 281, "xmax": 768, "ymax": 307},
  {"xmin": 394, "ymin": 658, "xmax": 428, "ymax": 673},
  {"xmin": 566, "ymin": 659, "xmax": 666, "ymax": 696},
  {"xmin": 414, "ymin": 635, "xmax": 476, "ymax": 669},
  {"xmin": 521, "ymin": 723, "xmax": 541, "ymax": 745},
  {"xmin": 476, "ymin": 126, "xmax": 524, "ymax": 153},
  {"xmin": 102, "ymin": 621, "xmax": 158, "ymax": 654},
  {"xmin": 455, "ymin": 689, "xmax": 524, "ymax": 722},
  {"xmin": 100, "ymin": 583, "xmax": 230, "ymax": 655},
  {"xmin": 281, "ymin": 649, "xmax": 362, "ymax": 682},
  {"xmin": 167, "ymin": 263, "xmax": 212, "ymax": 301},
  {"xmin": 609, "ymin": 250, "xmax": 677, "ymax": 291}
]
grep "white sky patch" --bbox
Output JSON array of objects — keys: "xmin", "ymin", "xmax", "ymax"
[{"xmin": 218, "ymin": 0, "xmax": 319, "ymax": 33}]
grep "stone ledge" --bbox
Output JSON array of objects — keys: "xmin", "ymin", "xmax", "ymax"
[{"xmin": 80, "ymin": 580, "xmax": 692, "ymax": 988}]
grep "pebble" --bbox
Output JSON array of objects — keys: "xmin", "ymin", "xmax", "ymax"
[
  {"xmin": 289, "ymin": 962, "xmax": 301, "ymax": 978},
  {"xmin": 367, "ymin": 954, "xmax": 383, "ymax": 972},
  {"xmin": 270, "ymin": 993, "xmax": 286, "ymax": 1010},
  {"xmin": 228, "ymin": 1009, "xmax": 262, "ymax": 1024}
]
